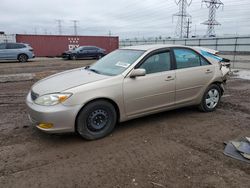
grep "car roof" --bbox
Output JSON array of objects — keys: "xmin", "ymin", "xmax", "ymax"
[
  {"xmin": 122, "ymin": 44, "xmax": 187, "ymax": 51},
  {"xmin": 81, "ymin": 46, "xmax": 98, "ymax": 48}
]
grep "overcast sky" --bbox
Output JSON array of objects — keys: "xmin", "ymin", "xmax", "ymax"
[{"xmin": 0, "ymin": 0, "xmax": 250, "ymax": 38}]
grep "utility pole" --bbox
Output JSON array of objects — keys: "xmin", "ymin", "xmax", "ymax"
[
  {"xmin": 108, "ymin": 30, "xmax": 112, "ymax": 37},
  {"xmin": 173, "ymin": 0, "xmax": 192, "ymax": 38},
  {"xmin": 71, "ymin": 20, "xmax": 79, "ymax": 36},
  {"xmin": 194, "ymin": 24, "xmax": 197, "ymax": 37},
  {"xmin": 186, "ymin": 18, "xmax": 192, "ymax": 38},
  {"xmin": 34, "ymin": 27, "xmax": 37, "ymax": 35},
  {"xmin": 56, "ymin": 19, "xmax": 63, "ymax": 35},
  {"xmin": 201, "ymin": 0, "xmax": 223, "ymax": 37}
]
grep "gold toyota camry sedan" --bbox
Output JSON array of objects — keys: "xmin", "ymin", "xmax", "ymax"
[{"xmin": 26, "ymin": 45, "xmax": 230, "ymax": 140}]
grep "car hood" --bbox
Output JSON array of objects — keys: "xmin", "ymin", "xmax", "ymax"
[{"xmin": 32, "ymin": 68, "xmax": 110, "ymax": 96}]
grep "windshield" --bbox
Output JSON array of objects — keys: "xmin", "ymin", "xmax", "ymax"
[
  {"xmin": 88, "ymin": 49, "xmax": 145, "ymax": 76},
  {"xmin": 74, "ymin": 46, "xmax": 83, "ymax": 51}
]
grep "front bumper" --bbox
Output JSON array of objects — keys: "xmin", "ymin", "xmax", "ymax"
[
  {"xmin": 62, "ymin": 53, "xmax": 71, "ymax": 59},
  {"xmin": 26, "ymin": 92, "xmax": 82, "ymax": 133}
]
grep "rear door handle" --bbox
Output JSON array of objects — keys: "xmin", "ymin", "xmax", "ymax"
[
  {"xmin": 165, "ymin": 76, "xmax": 175, "ymax": 81},
  {"xmin": 205, "ymin": 69, "xmax": 213, "ymax": 74}
]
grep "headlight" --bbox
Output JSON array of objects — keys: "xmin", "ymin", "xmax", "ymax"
[{"xmin": 34, "ymin": 93, "xmax": 72, "ymax": 106}]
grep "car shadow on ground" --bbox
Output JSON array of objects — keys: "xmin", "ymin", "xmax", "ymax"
[
  {"xmin": 0, "ymin": 60, "xmax": 22, "ymax": 63},
  {"xmin": 116, "ymin": 106, "xmax": 198, "ymax": 131},
  {"xmin": 30, "ymin": 106, "xmax": 199, "ymax": 143},
  {"xmin": 0, "ymin": 60, "xmax": 36, "ymax": 63}
]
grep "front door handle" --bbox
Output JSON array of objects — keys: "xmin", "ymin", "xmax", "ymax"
[{"xmin": 165, "ymin": 76, "xmax": 175, "ymax": 81}]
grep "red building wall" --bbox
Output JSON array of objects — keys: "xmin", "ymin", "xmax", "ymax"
[{"xmin": 16, "ymin": 34, "xmax": 119, "ymax": 57}]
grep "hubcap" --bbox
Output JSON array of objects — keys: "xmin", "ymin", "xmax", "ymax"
[
  {"xmin": 20, "ymin": 55, "xmax": 26, "ymax": 62},
  {"xmin": 87, "ymin": 109, "xmax": 109, "ymax": 132},
  {"xmin": 205, "ymin": 89, "xmax": 220, "ymax": 109}
]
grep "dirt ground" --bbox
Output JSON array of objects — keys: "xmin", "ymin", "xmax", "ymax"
[{"xmin": 0, "ymin": 58, "xmax": 249, "ymax": 188}]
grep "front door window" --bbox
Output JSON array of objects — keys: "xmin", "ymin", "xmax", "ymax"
[{"xmin": 139, "ymin": 52, "xmax": 171, "ymax": 74}]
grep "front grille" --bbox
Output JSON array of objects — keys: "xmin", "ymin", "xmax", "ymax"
[{"xmin": 31, "ymin": 90, "xmax": 39, "ymax": 101}]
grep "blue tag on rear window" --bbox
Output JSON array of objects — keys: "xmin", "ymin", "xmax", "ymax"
[{"xmin": 200, "ymin": 50, "xmax": 223, "ymax": 61}]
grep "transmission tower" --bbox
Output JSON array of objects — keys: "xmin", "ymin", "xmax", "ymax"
[
  {"xmin": 173, "ymin": 0, "xmax": 192, "ymax": 38},
  {"xmin": 56, "ymin": 19, "xmax": 63, "ymax": 35},
  {"xmin": 71, "ymin": 20, "xmax": 79, "ymax": 36},
  {"xmin": 201, "ymin": 0, "xmax": 223, "ymax": 37},
  {"xmin": 185, "ymin": 18, "xmax": 192, "ymax": 38}
]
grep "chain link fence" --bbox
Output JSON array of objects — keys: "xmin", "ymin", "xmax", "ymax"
[{"xmin": 120, "ymin": 36, "xmax": 250, "ymax": 69}]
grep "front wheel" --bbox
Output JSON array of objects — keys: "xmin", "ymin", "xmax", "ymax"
[
  {"xmin": 70, "ymin": 54, "xmax": 77, "ymax": 60},
  {"xmin": 76, "ymin": 100, "xmax": 117, "ymax": 140},
  {"xmin": 199, "ymin": 84, "xmax": 222, "ymax": 112}
]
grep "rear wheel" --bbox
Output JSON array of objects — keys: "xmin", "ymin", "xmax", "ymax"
[
  {"xmin": 97, "ymin": 54, "xmax": 103, "ymax": 59},
  {"xmin": 76, "ymin": 100, "xmax": 117, "ymax": 140},
  {"xmin": 18, "ymin": 54, "xmax": 28, "ymax": 63},
  {"xmin": 199, "ymin": 84, "xmax": 222, "ymax": 112}
]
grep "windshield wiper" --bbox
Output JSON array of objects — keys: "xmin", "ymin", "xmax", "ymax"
[
  {"xmin": 88, "ymin": 68, "xmax": 101, "ymax": 74},
  {"xmin": 85, "ymin": 66, "xmax": 101, "ymax": 74}
]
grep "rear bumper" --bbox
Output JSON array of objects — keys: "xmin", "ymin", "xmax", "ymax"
[
  {"xmin": 26, "ymin": 92, "xmax": 82, "ymax": 133},
  {"xmin": 27, "ymin": 52, "xmax": 35, "ymax": 59}
]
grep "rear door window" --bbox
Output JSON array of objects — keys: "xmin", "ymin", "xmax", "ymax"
[
  {"xmin": 6, "ymin": 43, "xmax": 21, "ymax": 49},
  {"xmin": 16, "ymin": 44, "xmax": 26, "ymax": 48},
  {"xmin": 173, "ymin": 48, "xmax": 210, "ymax": 69},
  {"xmin": 86, "ymin": 47, "xmax": 97, "ymax": 51}
]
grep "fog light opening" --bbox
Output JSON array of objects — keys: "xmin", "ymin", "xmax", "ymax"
[{"xmin": 38, "ymin": 123, "xmax": 54, "ymax": 129}]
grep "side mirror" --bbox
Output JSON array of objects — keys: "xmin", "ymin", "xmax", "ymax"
[{"xmin": 130, "ymin": 69, "xmax": 146, "ymax": 78}]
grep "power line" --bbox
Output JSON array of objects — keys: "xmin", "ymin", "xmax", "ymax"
[
  {"xmin": 201, "ymin": 0, "xmax": 224, "ymax": 37},
  {"xmin": 173, "ymin": 0, "xmax": 192, "ymax": 38}
]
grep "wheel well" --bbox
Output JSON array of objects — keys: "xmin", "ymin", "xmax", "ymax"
[
  {"xmin": 74, "ymin": 98, "xmax": 120, "ymax": 132},
  {"xmin": 18, "ymin": 53, "xmax": 28, "ymax": 59},
  {"xmin": 211, "ymin": 81, "xmax": 224, "ymax": 95}
]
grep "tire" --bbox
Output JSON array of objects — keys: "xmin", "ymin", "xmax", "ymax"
[
  {"xmin": 18, "ymin": 54, "xmax": 28, "ymax": 63},
  {"xmin": 76, "ymin": 100, "xmax": 117, "ymax": 140},
  {"xmin": 70, "ymin": 54, "xmax": 77, "ymax": 60},
  {"xmin": 97, "ymin": 54, "xmax": 103, "ymax": 60},
  {"xmin": 199, "ymin": 84, "xmax": 222, "ymax": 112}
]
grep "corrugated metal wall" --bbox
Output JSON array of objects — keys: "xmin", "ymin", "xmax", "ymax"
[{"xmin": 16, "ymin": 34, "xmax": 119, "ymax": 57}]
